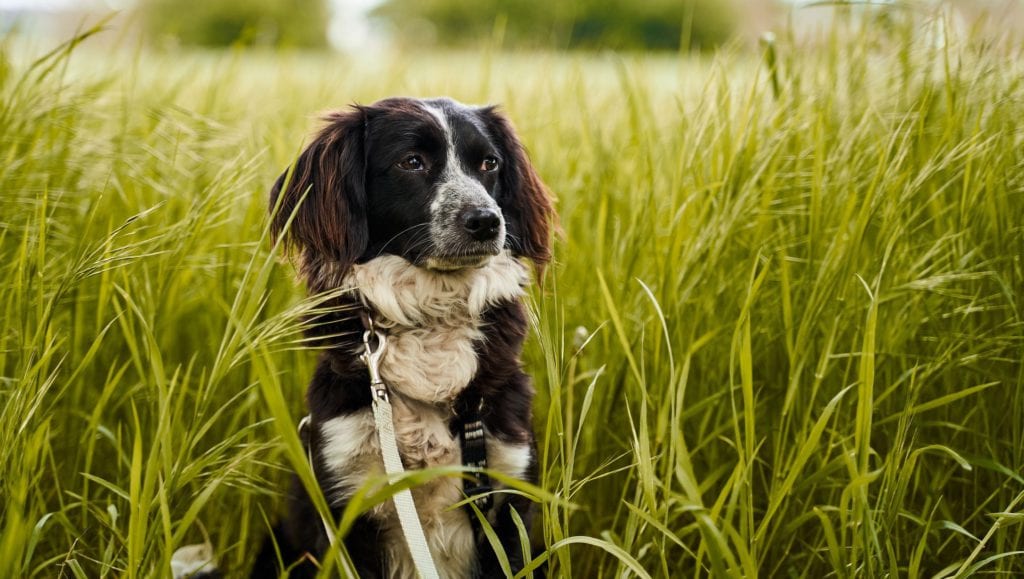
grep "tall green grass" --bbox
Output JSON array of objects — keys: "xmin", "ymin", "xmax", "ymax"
[{"xmin": 2, "ymin": 9, "xmax": 1023, "ymax": 577}]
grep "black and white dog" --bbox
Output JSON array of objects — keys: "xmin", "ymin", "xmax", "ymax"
[{"xmin": 252, "ymin": 97, "xmax": 555, "ymax": 578}]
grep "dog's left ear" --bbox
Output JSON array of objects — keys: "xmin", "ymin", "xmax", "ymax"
[
  {"xmin": 480, "ymin": 107, "xmax": 557, "ymax": 272},
  {"xmin": 269, "ymin": 108, "xmax": 369, "ymax": 285}
]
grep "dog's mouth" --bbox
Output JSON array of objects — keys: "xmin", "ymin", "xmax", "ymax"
[{"xmin": 423, "ymin": 252, "xmax": 496, "ymax": 272}]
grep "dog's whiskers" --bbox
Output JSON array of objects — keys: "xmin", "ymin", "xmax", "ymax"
[{"xmin": 375, "ymin": 223, "xmax": 432, "ymax": 258}]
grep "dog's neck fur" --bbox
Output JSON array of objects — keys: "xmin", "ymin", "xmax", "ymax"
[
  {"xmin": 339, "ymin": 251, "xmax": 528, "ymax": 404},
  {"xmin": 346, "ymin": 251, "xmax": 528, "ymax": 327}
]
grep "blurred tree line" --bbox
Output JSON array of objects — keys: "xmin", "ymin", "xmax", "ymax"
[
  {"xmin": 373, "ymin": 0, "xmax": 735, "ymax": 51},
  {"xmin": 139, "ymin": 0, "xmax": 735, "ymax": 51},
  {"xmin": 140, "ymin": 0, "xmax": 329, "ymax": 48}
]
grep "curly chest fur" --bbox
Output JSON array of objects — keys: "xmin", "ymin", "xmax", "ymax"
[{"xmin": 347, "ymin": 252, "xmax": 526, "ymax": 402}]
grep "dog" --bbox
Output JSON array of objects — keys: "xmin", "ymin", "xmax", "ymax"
[{"xmin": 252, "ymin": 97, "xmax": 555, "ymax": 578}]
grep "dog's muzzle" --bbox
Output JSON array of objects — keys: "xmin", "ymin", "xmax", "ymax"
[{"xmin": 427, "ymin": 176, "xmax": 506, "ymax": 271}]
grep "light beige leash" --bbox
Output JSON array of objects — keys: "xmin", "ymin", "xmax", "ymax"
[{"xmin": 360, "ymin": 322, "xmax": 440, "ymax": 579}]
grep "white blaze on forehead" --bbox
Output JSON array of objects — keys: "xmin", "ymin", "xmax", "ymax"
[
  {"xmin": 423, "ymin": 103, "xmax": 460, "ymax": 174},
  {"xmin": 423, "ymin": 103, "xmax": 453, "ymax": 141},
  {"xmin": 425, "ymin": 103, "xmax": 460, "ymax": 214}
]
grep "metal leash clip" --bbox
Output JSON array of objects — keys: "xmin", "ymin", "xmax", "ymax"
[{"xmin": 360, "ymin": 328, "xmax": 389, "ymax": 403}]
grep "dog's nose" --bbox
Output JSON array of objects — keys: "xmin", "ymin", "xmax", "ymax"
[{"xmin": 461, "ymin": 207, "xmax": 501, "ymax": 241}]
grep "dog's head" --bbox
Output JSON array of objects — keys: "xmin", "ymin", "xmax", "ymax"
[{"xmin": 270, "ymin": 97, "xmax": 555, "ymax": 287}]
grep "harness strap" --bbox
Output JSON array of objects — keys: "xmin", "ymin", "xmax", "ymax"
[{"xmin": 456, "ymin": 394, "xmax": 493, "ymax": 536}]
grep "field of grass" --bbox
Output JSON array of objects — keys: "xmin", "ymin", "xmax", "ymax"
[{"xmin": 2, "ymin": 13, "xmax": 1023, "ymax": 578}]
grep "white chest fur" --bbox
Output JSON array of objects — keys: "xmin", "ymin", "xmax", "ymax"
[
  {"xmin": 317, "ymin": 252, "xmax": 533, "ymax": 578},
  {"xmin": 345, "ymin": 251, "xmax": 527, "ymax": 403}
]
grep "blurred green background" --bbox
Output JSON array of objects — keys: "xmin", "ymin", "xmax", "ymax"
[
  {"xmin": 139, "ymin": 0, "xmax": 332, "ymax": 48},
  {"xmin": 368, "ymin": 0, "xmax": 735, "ymax": 51},
  {"xmin": 4, "ymin": 1, "xmax": 1022, "ymax": 54},
  {"xmin": 4, "ymin": 0, "xmax": 741, "ymax": 51},
  {"xmin": 135, "ymin": 0, "xmax": 735, "ymax": 50}
]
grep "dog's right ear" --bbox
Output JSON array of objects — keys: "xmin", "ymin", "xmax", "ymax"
[{"xmin": 270, "ymin": 108, "xmax": 368, "ymax": 275}]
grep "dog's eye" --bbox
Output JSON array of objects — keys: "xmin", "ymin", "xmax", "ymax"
[
  {"xmin": 481, "ymin": 156, "xmax": 499, "ymax": 172},
  {"xmin": 398, "ymin": 155, "xmax": 426, "ymax": 171}
]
